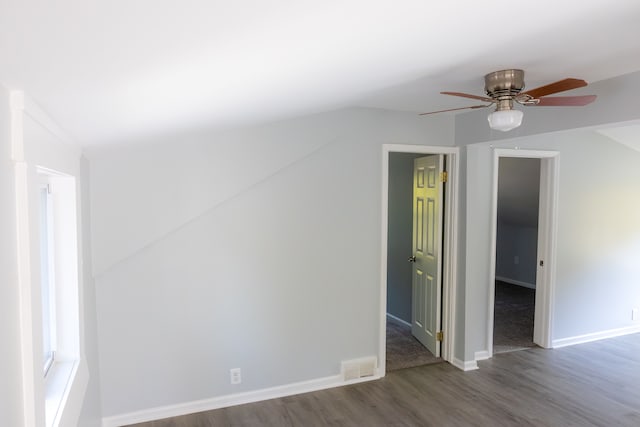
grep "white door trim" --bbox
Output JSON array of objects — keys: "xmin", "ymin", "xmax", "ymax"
[
  {"xmin": 487, "ymin": 149, "xmax": 559, "ymax": 357},
  {"xmin": 380, "ymin": 144, "xmax": 459, "ymax": 376}
]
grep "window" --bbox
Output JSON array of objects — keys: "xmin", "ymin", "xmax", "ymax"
[
  {"xmin": 39, "ymin": 183, "xmax": 56, "ymax": 376},
  {"xmin": 36, "ymin": 168, "xmax": 80, "ymax": 427}
]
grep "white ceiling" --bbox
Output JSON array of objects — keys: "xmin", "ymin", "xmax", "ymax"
[{"xmin": 2, "ymin": 0, "xmax": 640, "ymax": 145}]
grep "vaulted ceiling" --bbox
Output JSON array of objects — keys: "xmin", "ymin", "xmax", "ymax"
[{"xmin": 2, "ymin": 1, "xmax": 640, "ymax": 145}]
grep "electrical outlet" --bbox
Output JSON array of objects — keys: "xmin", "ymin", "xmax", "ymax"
[
  {"xmin": 632, "ymin": 308, "xmax": 639, "ymax": 321},
  {"xmin": 230, "ymin": 368, "xmax": 241, "ymax": 384},
  {"xmin": 514, "ymin": 255, "xmax": 519, "ymax": 265}
]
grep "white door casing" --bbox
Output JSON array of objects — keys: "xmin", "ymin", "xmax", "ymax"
[{"xmin": 411, "ymin": 155, "xmax": 444, "ymax": 357}]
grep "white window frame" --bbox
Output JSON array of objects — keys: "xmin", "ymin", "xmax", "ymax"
[
  {"xmin": 37, "ymin": 167, "xmax": 81, "ymax": 427},
  {"xmin": 12, "ymin": 90, "xmax": 88, "ymax": 427},
  {"xmin": 39, "ymin": 181, "xmax": 57, "ymax": 377}
]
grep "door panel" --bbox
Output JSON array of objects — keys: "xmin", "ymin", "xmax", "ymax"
[
  {"xmin": 416, "ymin": 198, "xmax": 424, "ymax": 254},
  {"xmin": 411, "ymin": 155, "xmax": 444, "ymax": 357},
  {"xmin": 427, "ymin": 198, "xmax": 436, "ymax": 256},
  {"xmin": 413, "ymin": 269, "xmax": 425, "ymax": 330}
]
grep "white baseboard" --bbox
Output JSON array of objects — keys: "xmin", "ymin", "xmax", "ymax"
[
  {"xmin": 386, "ymin": 313, "xmax": 411, "ymax": 328},
  {"xmin": 474, "ymin": 350, "xmax": 490, "ymax": 361},
  {"xmin": 495, "ymin": 276, "xmax": 536, "ymax": 289},
  {"xmin": 552, "ymin": 324, "xmax": 640, "ymax": 349},
  {"xmin": 102, "ymin": 372, "xmax": 381, "ymax": 427},
  {"xmin": 451, "ymin": 357, "xmax": 478, "ymax": 371}
]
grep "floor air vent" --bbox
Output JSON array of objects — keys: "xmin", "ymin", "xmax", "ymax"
[{"xmin": 341, "ymin": 357, "xmax": 377, "ymax": 381}]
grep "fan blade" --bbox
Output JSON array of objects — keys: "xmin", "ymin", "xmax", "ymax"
[
  {"xmin": 521, "ymin": 78, "xmax": 588, "ymax": 98},
  {"xmin": 533, "ymin": 95, "xmax": 597, "ymax": 106},
  {"xmin": 420, "ymin": 104, "xmax": 491, "ymax": 115},
  {"xmin": 441, "ymin": 91, "xmax": 493, "ymax": 102}
]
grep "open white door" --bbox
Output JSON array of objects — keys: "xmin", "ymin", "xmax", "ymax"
[{"xmin": 410, "ymin": 155, "xmax": 444, "ymax": 357}]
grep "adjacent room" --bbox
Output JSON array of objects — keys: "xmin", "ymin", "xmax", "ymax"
[
  {"xmin": 493, "ymin": 157, "xmax": 540, "ymax": 354},
  {"xmin": 2, "ymin": 2, "xmax": 640, "ymax": 426}
]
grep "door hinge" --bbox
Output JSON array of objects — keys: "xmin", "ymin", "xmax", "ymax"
[
  {"xmin": 440, "ymin": 171, "xmax": 448, "ymax": 183},
  {"xmin": 436, "ymin": 331, "xmax": 444, "ymax": 341}
]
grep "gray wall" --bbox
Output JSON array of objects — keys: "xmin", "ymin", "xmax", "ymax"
[
  {"xmin": 495, "ymin": 157, "xmax": 540, "ymax": 286},
  {"xmin": 495, "ymin": 223, "xmax": 538, "ymax": 286},
  {"xmin": 386, "ymin": 152, "xmax": 424, "ymax": 323},
  {"xmin": 87, "ymin": 108, "xmax": 454, "ymax": 417},
  {"xmin": 461, "ymin": 130, "xmax": 640, "ymax": 360}
]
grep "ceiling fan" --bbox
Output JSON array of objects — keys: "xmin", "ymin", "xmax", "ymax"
[{"xmin": 421, "ymin": 69, "xmax": 596, "ymax": 131}]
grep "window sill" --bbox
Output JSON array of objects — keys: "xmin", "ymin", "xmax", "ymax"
[{"xmin": 44, "ymin": 360, "xmax": 77, "ymax": 427}]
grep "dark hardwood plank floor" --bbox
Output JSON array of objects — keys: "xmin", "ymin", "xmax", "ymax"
[{"xmin": 128, "ymin": 333, "xmax": 640, "ymax": 427}]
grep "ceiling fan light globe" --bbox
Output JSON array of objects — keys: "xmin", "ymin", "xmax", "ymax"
[{"xmin": 487, "ymin": 109, "xmax": 524, "ymax": 132}]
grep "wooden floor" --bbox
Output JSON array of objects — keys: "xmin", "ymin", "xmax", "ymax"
[{"xmin": 129, "ymin": 333, "xmax": 640, "ymax": 427}]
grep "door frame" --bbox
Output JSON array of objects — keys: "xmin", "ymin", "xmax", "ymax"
[
  {"xmin": 487, "ymin": 149, "xmax": 560, "ymax": 357},
  {"xmin": 380, "ymin": 144, "xmax": 460, "ymax": 376}
]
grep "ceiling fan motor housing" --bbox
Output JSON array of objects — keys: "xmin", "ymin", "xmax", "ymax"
[{"xmin": 484, "ymin": 69, "xmax": 525, "ymax": 98}]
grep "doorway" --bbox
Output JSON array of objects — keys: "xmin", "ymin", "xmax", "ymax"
[
  {"xmin": 493, "ymin": 157, "xmax": 540, "ymax": 354},
  {"xmin": 380, "ymin": 145, "xmax": 459, "ymax": 376},
  {"xmin": 487, "ymin": 149, "xmax": 559, "ymax": 357},
  {"xmin": 386, "ymin": 153, "xmax": 441, "ymax": 371}
]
